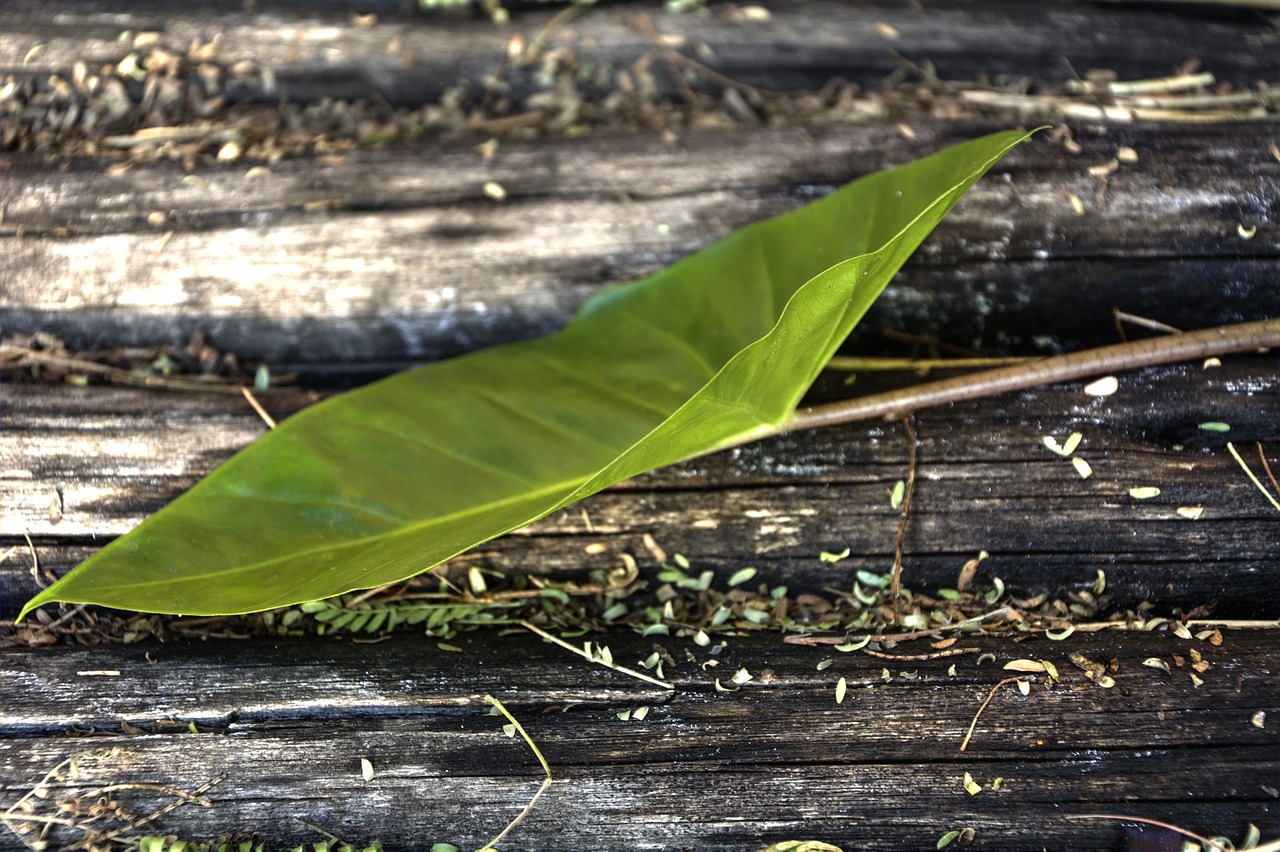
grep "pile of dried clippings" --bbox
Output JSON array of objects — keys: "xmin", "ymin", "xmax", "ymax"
[
  {"xmin": 0, "ymin": 330, "xmax": 284, "ymax": 394},
  {"xmin": 4, "ymin": 10, "xmax": 1274, "ymax": 168},
  {"xmin": 6, "ymin": 542, "xmax": 1219, "ymax": 652}
]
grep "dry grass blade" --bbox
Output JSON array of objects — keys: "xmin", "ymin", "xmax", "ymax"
[
  {"xmin": 521, "ymin": 620, "xmax": 673, "ymax": 689},
  {"xmin": 1227, "ymin": 442, "xmax": 1280, "ymax": 513},
  {"xmin": 959, "ymin": 676, "xmax": 1027, "ymax": 752},
  {"xmin": 479, "ymin": 695, "xmax": 553, "ymax": 852}
]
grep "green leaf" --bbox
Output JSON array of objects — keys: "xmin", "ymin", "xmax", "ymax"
[{"xmin": 20, "ymin": 130, "xmax": 1034, "ymax": 618}]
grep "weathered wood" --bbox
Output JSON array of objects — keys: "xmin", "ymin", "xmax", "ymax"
[
  {"xmin": 3, "ymin": 2, "xmax": 1278, "ymax": 849},
  {"xmin": 3, "ymin": 0, "xmax": 1272, "ymax": 109},
  {"xmin": 2, "ymin": 629, "xmax": 1276, "ymax": 851},
  {"xmin": 4, "ymin": 355, "xmax": 1278, "ymax": 620},
  {"xmin": 5, "ymin": 121, "xmax": 1279, "ymax": 365}
]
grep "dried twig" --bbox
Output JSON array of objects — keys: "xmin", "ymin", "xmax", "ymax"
[
  {"xmin": 1062, "ymin": 814, "xmax": 1232, "ymax": 852},
  {"xmin": 630, "ymin": 12, "xmax": 702, "ymax": 109},
  {"xmin": 959, "ymin": 675, "xmax": 1028, "ymax": 752},
  {"xmin": 785, "ymin": 318, "xmax": 1280, "ymax": 433}
]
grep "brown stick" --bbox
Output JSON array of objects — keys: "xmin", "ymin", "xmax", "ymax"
[{"xmin": 785, "ymin": 318, "xmax": 1280, "ymax": 433}]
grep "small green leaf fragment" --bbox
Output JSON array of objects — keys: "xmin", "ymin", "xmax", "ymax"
[
  {"xmin": 1130, "ymin": 486, "xmax": 1161, "ymax": 500},
  {"xmin": 601, "ymin": 602, "xmax": 628, "ymax": 621},
  {"xmin": 936, "ymin": 588, "xmax": 963, "ymax": 601},
  {"xmin": 1143, "ymin": 657, "xmax": 1171, "ymax": 674},
  {"xmin": 835, "ymin": 677, "xmax": 847, "ymax": 704},
  {"xmin": 1061, "ymin": 432, "xmax": 1083, "ymax": 456},
  {"xmin": 816, "ymin": 659, "xmax": 834, "ymax": 671},
  {"xmin": 728, "ymin": 566, "xmax": 758, "ymax": 587},
  {"xmin": 1045, "ymin": 625, "xmax": 1075, "ymax": 641},
  {"xmin": 616, "ymin": 709, "xmax": 632, "ymax": 721},
  {"xmin": 889, "ymin": 479, "xmax": 906, "ymax": 509},
  {"xmin": 937, "ymin": 831, "xmax": 960, "ymax": 849},
  {"xmin": 833, "ymin": 636, "xmax": 871, "ymax": 652},
  {"xmin": 856, "ymin": 570, "xmax": 889, "ymax": 588},
  {"xmin": 1198, "ymin": 421, "xmax": 1231, "ymax": 433},
  {"xmin": 539, "ymin": 588, "xmax": 570, "ymax": 604},
  {"xmin": 633, "ymin": 705, "xmax": 650, "ymax": 721},
  {"xmin": 253, "ymin": 365, "xmax": 271, "ymax": 393},
  {"xmin": 820, "ymin": 548, "xmax": 851, "ymax": 563},
  {"xmin": 1041, "ymin": 660, "xmax": 1059, "ymax": 681}
]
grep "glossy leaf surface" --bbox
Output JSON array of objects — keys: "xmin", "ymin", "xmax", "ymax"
[{"xmin": 21, "ymin": 130, "xmax": 1033, "ymax": 618}]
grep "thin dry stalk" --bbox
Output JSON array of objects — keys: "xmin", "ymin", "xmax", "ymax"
[{"xmin": 959, "ymin": 675, "xmax": 1027, "ymax": 752}]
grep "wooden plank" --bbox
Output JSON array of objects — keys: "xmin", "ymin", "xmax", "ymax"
[
  {"xmin": 2, "ymin": 0, "xmax": 1272, "ymax": 111},
  {"xmin": 5, "ymin": 353, "xmax": 1278, "ymax": 621},
  {"xmin": 2, "ymin": 629, "xmax": 1276, "ymax": 850},
  {"xmin": 5, "ymin": 122, "xmax": 1280, "ymax": 365}
]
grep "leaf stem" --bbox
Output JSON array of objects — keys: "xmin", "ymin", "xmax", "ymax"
[{"xmin": 786, "ymin": 318, "xmax": 1280, "ymax": 432}]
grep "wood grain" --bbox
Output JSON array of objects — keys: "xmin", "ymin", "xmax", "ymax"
[
  {"xmin": 5, "ymin": 121, "xmax": 1280, "ymax": 366},
  {"xmin": 1, "ymin": 630, "xmax": 1276, "ymax": 851}
]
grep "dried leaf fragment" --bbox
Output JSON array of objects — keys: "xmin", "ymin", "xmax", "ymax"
[
  {"xmin": 360, "ymin": 757, "xmax": 374, "ymax": 782},
  {"xmin": 1142, "ymin": 658, "xmax": 1171, "ymax": 675},
  {"xmin": 1252, "ymin": 711, "xmax": 1266, "ymax": 729},
  {"xmin": 1043, "ymin": 433, "xmax": 1082, "ymax": 457},
  {"xmin": 1003, "ymin": 659, "xmax": 1047, "ymax": 673},
  {"xmin": 1084, "ymin": 376, "xmax": 1118, "ymax": 397},
  {"xmin": 962, "ymin": 772, "xmax": 981, "ymax": 795},
  {"xmin": 1071, "ymin": 457, "xmax": 1093, "ymax": 479},
  {"xmin": 1177, "ymin": 506, "xmax": 1204, "ymax": 520},
  {"xmin": 1070, "ymin": 652, "xmax": 1114, "ymax": 687},
  {"xmin": 1129, "ymin": 486, "xmax": 1161, "ymax": 500}
]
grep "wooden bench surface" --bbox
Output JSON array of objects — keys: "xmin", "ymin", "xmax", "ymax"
[{"xmin": 2, "ymin": 1, "xmax": 1278, "ymax": 850}]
